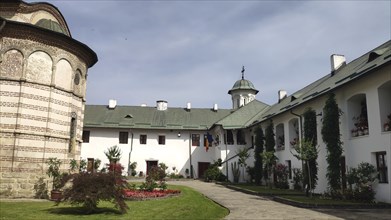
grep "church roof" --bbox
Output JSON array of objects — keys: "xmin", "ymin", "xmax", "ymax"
[
  {"xmin": 84, "ymin": 105, "xmax": 232, "ymax": 130},
  {"xmin": 254, "ymin": 40, "xmax": 391, "ymax": 124},
  {"xmin": 213, "ymin": 100, "xmax": 269, "ymax": 129},
  {"xmin": 228, "ymin": 78, "xmax": 259, "ymax": 95},
  {"xmin": 35, "ymin": 19, "xmax": 67, "ymax": 35}
]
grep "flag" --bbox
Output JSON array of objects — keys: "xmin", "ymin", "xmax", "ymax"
[{"xmin": 204, "ymin": 133, "xmax": 214, "ymax": 152}]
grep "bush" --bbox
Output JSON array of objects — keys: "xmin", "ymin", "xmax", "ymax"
[
  {"xmin": 292, "ymin": 168, "xmax": 303, "ymax": 190},
  {"xmin": 274, "ymin": 163, "xmax": 289, "ymax": 189},
  {"xmin": 344, "ymin": 162, "xmax": 377, "ymax": 202},
  {"xmin": 140, "ymin": 165, "xmax": 167, "ymax": 191},
  {"xmin": 204, "ymin": 165, "xmax": 226, "ymax": 182},
  {"xmin": 57, "ymin": 172, "xmax": 128, "ymax": 214},
  {"xmin": 33, "ymin": 177, "xmax": 48, "ymax": 199},
  {"xmin": 169, "ymin": 173, "xmax": 184, "ymax": 179}
]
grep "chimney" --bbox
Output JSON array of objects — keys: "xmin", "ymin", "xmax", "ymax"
[
  {"xmin": 278, "ymin": 90, "xmax": 287, "ymax": 103},
  {"xmin": 186, "ymin": 102, "xmax": 191, "ymax": 111},
  {"xmin": 108, "ymin": 99, "xmax": 117, "ymax": 109},
  {"xmin": 213, "ymin": 103, "xmax": 218, "ymax": 111},
  {"xmin": 156, "ymin": 100, "xmax": 167, "ymax": 111},
  {"xmin": 330, "ymin": 54, "xmax": 346, "ymax": 73}
]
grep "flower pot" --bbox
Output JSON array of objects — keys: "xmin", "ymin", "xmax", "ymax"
[{"xmin": 50, "ymin": 190, "xmax": 62, "ymax": 201}]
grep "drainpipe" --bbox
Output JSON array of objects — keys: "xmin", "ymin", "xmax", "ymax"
[
  {"xmin": 290, "ymin": 110, "xmax": 303, "ymax": 140},
  {"xmin": 128, "ymin": 132, "xmax": 134, "ymax": 176},
  {"xmin": 225, "ymin": 129, "xmax": 229, "ymax": 181},
  {"xmin": 189, "ymin": 132, "xmax": 193, "ymax": 178}
]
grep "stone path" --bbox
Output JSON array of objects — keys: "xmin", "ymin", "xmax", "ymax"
[{"xmin": 170, "ymin": 180, "xmax": 391, "ymax": 220}]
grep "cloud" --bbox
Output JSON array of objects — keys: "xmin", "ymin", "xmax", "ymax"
[{"xmin": 42, "ymin": 0, "xmax": 390, "ymax": 108}]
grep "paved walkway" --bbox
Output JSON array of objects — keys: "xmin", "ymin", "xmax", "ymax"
[{"xmin": 170, "ymin": 180, "xmax": 391, "ymax": 220}]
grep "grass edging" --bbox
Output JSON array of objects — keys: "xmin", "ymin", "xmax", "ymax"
[
  {"xmin": 218, "ymin": 182, "xmax": 391, "ymax": 209},
  {"xmin": 273, "ymin": 196, "xmax": 391, "ymax": 209}
]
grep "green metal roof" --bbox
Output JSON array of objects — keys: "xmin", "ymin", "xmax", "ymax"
[
  {"xmin": 35, "ymin": 19, "xmax": 67, "ymax": 35},
  {"xmin": 84, "ymin": 105, "xmax": 232, "ymax": 130},
  {"xmin": 228, "ymin": 79, "xmax": 259, "ymax": 94},
  {"xmin": 214, "ymin": 100, "xmax": 270, "ymax": 129},
  {"xmin": 256, "ymin": 40, "xmax": 391, "ymax": 123}
]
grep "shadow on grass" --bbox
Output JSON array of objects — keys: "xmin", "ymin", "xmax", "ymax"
[{"xmin": 46, "ymin": 206, "xmax": 122, "ymax": 215}]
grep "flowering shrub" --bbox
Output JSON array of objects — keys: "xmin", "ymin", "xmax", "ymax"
[
  {"xmin": 345, "ymin": 162, "xmax": 377, "ymax": 202},
  {"xmin": 123, "ymin": 189, "xmax": 181, "ymax": 200},
  {"xmin": 107, "ymin": 162, "xmax": 124, "ymax": 174},
  {"xmin": 274, "ymin": 163, "xmax": 289, "ymax": 189}
]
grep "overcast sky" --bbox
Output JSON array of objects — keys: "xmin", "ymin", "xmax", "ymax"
[{"xmin": 41, "ymin": 0, "xmax": 390, "ymax": 109}]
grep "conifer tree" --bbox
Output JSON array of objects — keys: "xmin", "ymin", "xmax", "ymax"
[
  {"xmin": 303, "ymin": 108, "xmax": 318, "ymax": 194},
  {"xmin": 265, "ymin": 120, "xmax": 275, "ymax": 152},
  {"xmin": 264, "ymin": 120, "xmax": 275, "ymax": 180},
  {"xmin": 254, "ymin": 126, "xmax": 264, "ymax": 185},
  {"xmin": 321, "ymin": 93, "xmax": 343, "ymax": 192}
]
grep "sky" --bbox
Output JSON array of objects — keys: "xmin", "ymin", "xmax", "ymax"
[{"xmin": 38, "ymin": 0, "xmax": 390, "ymax": 109}]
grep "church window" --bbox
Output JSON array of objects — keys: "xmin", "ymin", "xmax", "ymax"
[
  {"xmin": 82, "ymin": 130, "xmax": 90, "ymax": 143},
  {"xmin": 69, "ymin": 112, "xmax": 77, "ymax": 153}
]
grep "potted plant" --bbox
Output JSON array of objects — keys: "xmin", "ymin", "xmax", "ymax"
[
  {"xmin": 185, "ymin": 168, "xmax": 190, "ymax": 178},
  {"xmin": 46, "ymin": 157, "xmax": 62, "ymax": 201},
  {"xmin": 384, "ymin": 113, "xmax": 391, "ymax": 132},
  {"xmin": 351, "ymin": 128, "xmax": 358, "ymax": 137}
]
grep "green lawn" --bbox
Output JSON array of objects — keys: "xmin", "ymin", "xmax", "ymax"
[{"xmin": 0, "ymin": 185, "xmax": 228, "ymax": 220}]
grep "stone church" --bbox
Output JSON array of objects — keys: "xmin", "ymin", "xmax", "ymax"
[{"xmin": 0, "ymin": 0, "xmax": 97, "ymax": 197}]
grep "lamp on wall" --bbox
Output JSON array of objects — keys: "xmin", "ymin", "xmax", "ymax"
[{"xmin": 177, "ymin": 132, "xmax": 181, "ymax": 137}]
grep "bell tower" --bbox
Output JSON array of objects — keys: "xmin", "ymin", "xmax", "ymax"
[{"xmin": 228, "ymin": 66, "xmax": 259, "ymax": 109}]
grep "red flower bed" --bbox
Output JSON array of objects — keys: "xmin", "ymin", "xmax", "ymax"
[{"xmin": 123, "ymin": 189, "xmax": 181, "ymax": 200}]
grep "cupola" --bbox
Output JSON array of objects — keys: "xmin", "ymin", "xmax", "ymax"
[{"xmin": 228, "ymin": 66, "xmax": 259, "ymax": 109}]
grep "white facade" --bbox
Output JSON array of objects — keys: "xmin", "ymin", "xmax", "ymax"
[{"xmin": 81, "ymin": 41, "xmax": 390, "ymax": 203}]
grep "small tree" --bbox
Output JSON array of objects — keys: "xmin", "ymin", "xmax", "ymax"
[
  {"xmin": 254, "ymin": 126, "xmax": 264, "ymax": 185},
  {"xmin": 303, "ymin": 108, "xmax": 319, "ymax": 193},
  {"xmin": 46, "ymin": 157, "xmax": 62, "ymax": 191},
  {"xmin": 322, "ymin": 93, "xmax": 343, "ymax": 194},
  {"xmin": 104, "ymin": 145, "xmax": 122, "ymax": 163},
  {"xmin": 231, "ymin": 161, "xmax": 240, "ymax": 183},
  {"xmin": 69, "ymin": 159, "xmax": 78, "ymax": 173},
  {"xmin": 291, "ymin": 139, "xmax": 319, "ymax": 196},
  {"xmin": 292, "ymin": 168, "xmax": 303, "ymax": 190},
  {"xmin": 237, "ymin": 147, "xmax": 249, "ymax": 182},
  {"xmin": 57, "ymin": 172, "xmax": 128, "ymax": 214},
  {"xmin": 261, "ymin": 151, "xmax": 277, "ymax": 188}
]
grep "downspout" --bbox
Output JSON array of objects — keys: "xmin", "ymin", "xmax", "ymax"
[
  {"xmin": 290, "ymin": 110, "xmax": 303, "ymax": 140},
  {"xmin": 128, "ymin": 132, "xmax": 133, "ymax": 176},
  {"xmin": 290, "ymin": 109, "xmax": 309, "ymax": 193},
  {"xmin": 189, "ymin": 132, "xmax": 193, "ymax": 178},
  {"xmin": 225, "ymin": 129, "xmax": 229, "ymax": 181}
]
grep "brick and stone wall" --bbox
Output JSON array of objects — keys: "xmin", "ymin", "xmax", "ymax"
[{"xmin": 0, "ymin": 9, "xmax": 96, "ymax": 197}]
